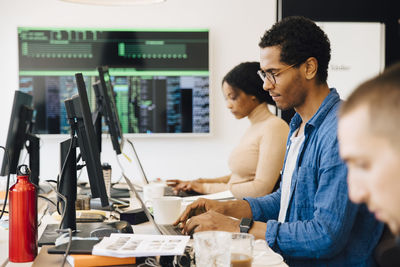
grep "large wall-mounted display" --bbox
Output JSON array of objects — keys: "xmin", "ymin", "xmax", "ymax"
[{"xmin": 18, "ymin": 27, "xmax": 209, "ymax": 135}]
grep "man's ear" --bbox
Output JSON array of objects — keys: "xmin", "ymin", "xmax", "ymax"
[{"xmin": 303, "ymin": 57, "xmax": 318, "ymax": 80}]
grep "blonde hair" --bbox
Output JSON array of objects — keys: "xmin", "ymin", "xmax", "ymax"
[{"xmin": 339, "ymin": 62, "xmax": 400, "ymax": 149}]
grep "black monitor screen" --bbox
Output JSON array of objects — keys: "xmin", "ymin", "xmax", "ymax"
[
  {"xmin": 18, "ymin": 27, "xmax": 210, "ymax": 135},
  {"xmin": 0, "ymin": 91, "xmax": 33, "ymax": 176},
  {"xmin": 73, "ymin": 73, "xmax": 108, "ymax": 206},
  {"xmin": 97, "ymin": 66, "xmax": 124, "ymax": 154}
]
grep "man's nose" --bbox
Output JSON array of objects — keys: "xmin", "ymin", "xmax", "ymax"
[
  {"xmin": 262, "ymin": 79, "xmax": 274, "ymax": 92},
  {"xmin": 347, "ymin": 174, "xmax": 369, "ymax": 204}
]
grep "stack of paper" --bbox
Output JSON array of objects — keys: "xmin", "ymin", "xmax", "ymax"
[{"xmin": 92, "ymin": 233, "xmax": 190, "ymax": 257}]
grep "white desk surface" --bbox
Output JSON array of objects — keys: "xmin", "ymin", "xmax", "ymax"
[
  {"xmin": 0, "ymin": 217, "xmax": 157, "ymax": 267},
  {"xmin": 0, "ymin": 198, "xmax": 287, "ymax": 267}
]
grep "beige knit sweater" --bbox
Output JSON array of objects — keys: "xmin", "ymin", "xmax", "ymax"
[{"xmin": 201, "ymin": 103, "xmax": 289, "ymax": 198}]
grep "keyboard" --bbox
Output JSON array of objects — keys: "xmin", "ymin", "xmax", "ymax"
[
  {"xmin": 158, "ymin": 224, "xmax": 184, "ymax": 235},
  {"xmin": 164, "ymin": 186, "xmax": 201, "ymax": 197}
]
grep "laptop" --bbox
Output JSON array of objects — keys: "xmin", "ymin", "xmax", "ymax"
[
  {"xmin": 126, "ymin": 139, "xmax": 200, "ymax": 198},
  {"xmin": 122, "ymin": 173, "xmax": 185, "ymax": 236}
]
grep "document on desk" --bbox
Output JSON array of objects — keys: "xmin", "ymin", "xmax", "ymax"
[
  {"xmin": 92, "ymin": 233, "xmax": 190, "ymax": 257},
  {"xmin": 182, "ymin": 190, "xmax": 234, "ymax": 202}
]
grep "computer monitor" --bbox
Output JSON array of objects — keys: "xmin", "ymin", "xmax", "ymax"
[
  {"xmin": 18, "ymin": 27, "xmax": 210, "ymax": 135},
  {"xmin": 91, "ymin": 81, "xmax": 104, "ymax": 153},
  {"xmin": 0, "ymin": 91, "xmax": 40, "ymax": 186},
  {"xmin": 57, "ymin": 73, "xmax": 108, "ymax": 231},
  {"xmin": 74, "ymin": 73, "xmax": 108, "ymax": 206},
  {"xmin": 97, "ymin": 66, "xmax": 124, "ymax": 154}
]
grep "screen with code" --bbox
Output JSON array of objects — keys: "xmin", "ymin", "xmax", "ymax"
[{"xmin": 18, "ymin": 27, "xmax": 209, "ymax": 135}]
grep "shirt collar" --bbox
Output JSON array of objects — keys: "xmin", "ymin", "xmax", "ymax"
[{"xmin": 289, "ymin": 88, "xmax": 341, "ymax": 132}]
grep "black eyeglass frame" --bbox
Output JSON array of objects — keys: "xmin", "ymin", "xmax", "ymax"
[{"xmin": 257, "ymin": 62, "xmax": 299, "ymax": 85}]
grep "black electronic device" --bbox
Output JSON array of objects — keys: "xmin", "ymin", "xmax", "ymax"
[
  {"xmin": 97, "ymin": 66, "xmax": 124, "ymax": 154},
  {"xmin": 57, "ymin": 73, "xmax": 109, "ymax": 231},
  {"xmin": 0, "ymin": 91, "xmax": 40, "ymax": 186},
  {"xmin": 45, "ymin": 221, "xmax": 133, "ymax": 254},
  {"xmin": 239, "ymin": 218, "xmax": 253, "ymax": 233},
  {"xmin": 91, "ymin": 81, "xmax": 104, "ymax": 153},
  {"xmin": 18, "ymin": 27, "xmax": 210, "ymax": 135},
  {"xmin": 90, "ymin": 220, "xmax": 133, "ymax": 237},
  {"xmin": 74, "ymin": 73, "xmax": 108, "ymax": 206}
]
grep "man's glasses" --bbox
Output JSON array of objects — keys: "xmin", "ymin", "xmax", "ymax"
[{"xmin": 257, "ymin": 63, "xmax": 298, "ymax": 85}]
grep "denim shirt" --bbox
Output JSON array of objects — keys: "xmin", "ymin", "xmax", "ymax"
[{"xmin": 245, "ymin": 89, "xmax": 383, "ymax": 266}]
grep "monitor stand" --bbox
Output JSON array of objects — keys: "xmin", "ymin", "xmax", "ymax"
[{"xmin": 38, "ymin": 222, "xmax": 123, "ymax": 246}]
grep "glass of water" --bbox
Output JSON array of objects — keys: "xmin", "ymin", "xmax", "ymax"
[{"xmin": 193, "ymin": 231, "xmax": 232, "ymax": 267}]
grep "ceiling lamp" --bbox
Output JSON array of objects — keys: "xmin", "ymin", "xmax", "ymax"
[{"xmin": 60, "ymin": 0, "xmax": 165, "ymax": 5}]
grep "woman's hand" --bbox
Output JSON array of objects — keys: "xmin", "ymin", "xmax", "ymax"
[{"xmin": 166, "ymin": 179, "xmax": 204, "ymax": 194}]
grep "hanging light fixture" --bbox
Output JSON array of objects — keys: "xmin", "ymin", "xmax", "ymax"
[{"xmin": 60, "ymin": 0, "xmax": 165, "ymax": 5}]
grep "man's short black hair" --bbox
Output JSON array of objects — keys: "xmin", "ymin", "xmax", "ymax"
[
  {"xmin": 259, "ymin": 16, "xmax": 331, "ymax": 84},
  {"xmin": 223, "ymin": 62, "xmax": 275, "ymax": 105}
]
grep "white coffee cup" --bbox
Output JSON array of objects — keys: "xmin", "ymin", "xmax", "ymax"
[
  {"xmin": 143, "ymin": 183, "xmax": 166, "ymax": 202},
  {"xmin": 151, "ymin": 196, "xmax": 182, "ymax": 225}
]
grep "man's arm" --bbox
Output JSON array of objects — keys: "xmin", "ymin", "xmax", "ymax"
[{"xmin": 249, "ymin": 221, "xmax": 268, "ymax": 240}]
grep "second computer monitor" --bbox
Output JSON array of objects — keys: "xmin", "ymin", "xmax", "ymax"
[
  {"xmin": 97, "ymin": 66, "xmax": 124, "ymax": 155},
  {"xmin": 74, "ymin": 73, "xmax": 108, "ymax": 206}
]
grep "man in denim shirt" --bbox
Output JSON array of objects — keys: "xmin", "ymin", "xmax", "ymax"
[{"xmin": 175, "ymin": 16, "xmax": 383, "ymax": 266}]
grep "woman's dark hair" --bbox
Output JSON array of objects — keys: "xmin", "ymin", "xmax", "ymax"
[
  {"xmin": 222, "ymin": 62, "xmax": 275, "ymax": 105},
  {"xmin": 259, "ymin": 16, "xmax": 331, "ymax": 84}
]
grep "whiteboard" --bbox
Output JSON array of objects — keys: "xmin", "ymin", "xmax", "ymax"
[{"xmin": 317, "ymin": 22, "xmax": 385, "ymax": 99}]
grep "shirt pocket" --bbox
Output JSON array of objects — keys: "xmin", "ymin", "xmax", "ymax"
[{"xmin": 293, "ymin": 165, "xmax": 318, "ymax": 220}]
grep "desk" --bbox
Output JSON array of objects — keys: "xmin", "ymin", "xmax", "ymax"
[
  {"xmin": 1, "ymin": 221, "xmax": 287, "ymax": 267},
  {"xmin": 0, "ymin": 195, "xmax": 287, "ymax": 267},
  {"xmin": 0, "ymin": 217, "xmax": 151, "ymax": 267}
]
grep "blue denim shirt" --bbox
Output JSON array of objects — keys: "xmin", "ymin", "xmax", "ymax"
[{"xmin": 245, "ymin": 89, "xmax": 383, "ymax": 266}]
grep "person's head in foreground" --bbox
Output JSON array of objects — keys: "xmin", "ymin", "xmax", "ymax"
[
  {"xmin": 222, "ymin": 61, "xmax": 275, "ymax": 119},
  {"xmin": 338, "ymin": 62, "xmax": 400, "ymax": 235}
]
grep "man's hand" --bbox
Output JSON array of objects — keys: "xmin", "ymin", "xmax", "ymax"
[
  {"xmin": 173, "ymin": 198, "xmax": 224, "ymax": 228},
  {"xmin": 183, "ymin": 210, "xmax": 240, "ymax": 234}
]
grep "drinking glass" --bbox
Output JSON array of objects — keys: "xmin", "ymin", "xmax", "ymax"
[
  {"xmin": 193, "ymin": 231, "xmax": 232, "ymax": 267},
  {"xmin": 230, "ymin": 233, "xmax": 254, "ymax": 267}
]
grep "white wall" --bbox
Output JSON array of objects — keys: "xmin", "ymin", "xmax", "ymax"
[
  {"xmin": 318, "ymin": 22, "xmax": 385, "ymax": 99},
  {"xmin": 0, "ymin": 0, "xmax": 276, "ymax": 184}
]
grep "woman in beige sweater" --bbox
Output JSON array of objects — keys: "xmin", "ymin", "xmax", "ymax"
[{"xmin": 168, "ymin": 62, "xmax": 289, "ymax": 198}]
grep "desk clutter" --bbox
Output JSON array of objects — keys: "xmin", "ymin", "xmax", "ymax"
[
  {"xmin": 92, "ymin": 233, "xmax": 190, "ymax": 257},
  {"xmin": 0, "ymin": 163, "xmax": 282, "ymax": 267}
]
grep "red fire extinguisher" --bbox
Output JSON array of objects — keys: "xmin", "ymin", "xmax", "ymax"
[{"xmin": 9, "ymin": 164, "xmax": 37, "ymax": 262}]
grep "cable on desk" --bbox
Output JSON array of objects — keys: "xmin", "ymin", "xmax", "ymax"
[
  {"xmin": 137, "ymin": 257, "xmax": 161, "ymax": 267},
  {"xmin": 56, "ymin": 133, "xmax": 74, "ymax": 216},
  {"xmin": 115, "ymin": 153, "xmax": 143, "ymax": 191},
  {"xmin": 0, "ymin": 146, "xmax": 11, "ymax": 220},
  {"xmin": 114, "ymin": 138, "xmax": 142, "ymax": 186},
  {"xmin": 37, "ymin": 204, "xmax": 49, "ymax": 228},
  {"xmin": 37, "ymin": 194, "xmax": 57, "ymax": 227},
  {"xmin": 45, "ymin": 181, "xmax": 67, "ymax": 229},
  {"xmin": 0, "ymin": 258, "xmax": 9, "ymax": 267},
  {"xmin": 38, "ymin": 194, "xmax": 57, "ymax": 207},
  {"xmin": 56, "ymin": 228, "xmax": 72, "ymax": 267}
]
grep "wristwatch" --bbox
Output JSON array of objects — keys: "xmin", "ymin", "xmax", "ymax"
[{"xmin": 239, "ymin": 218, "xmax": 253, "ymax": 233}]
